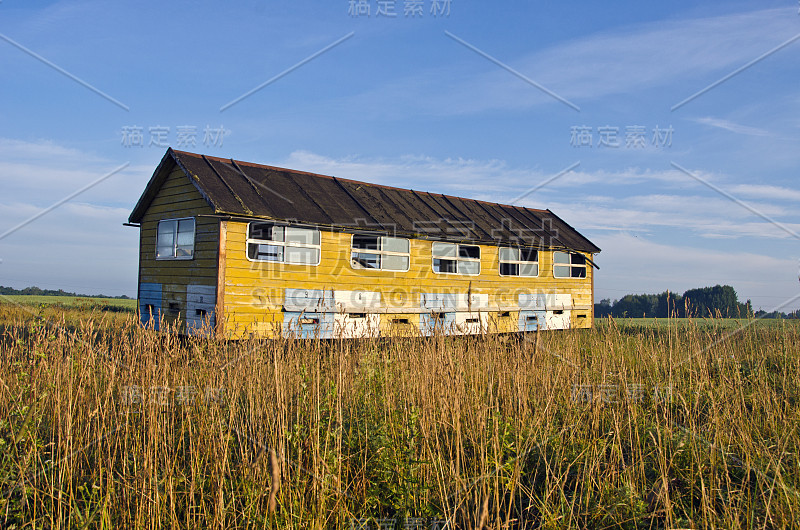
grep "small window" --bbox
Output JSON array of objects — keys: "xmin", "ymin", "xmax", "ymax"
[
  {"xmin": 499, "ymin": 247, "xmax": 538, "ymax": 277},
  {"xmin": 350, "ymin": 235, "xmax": 410, "ymax": 272},
  {"xmin": 553, "ymin": 251, "xmax": 587, "ymax": 279},
  {"xmin": 156, "ymin": 218, "xmax": 195, "ymax": 259},
  {"xmin": 432, "ymin": 242, "xmax": 480, "ymax": 275},
  {"xmin": 247, "ymin": 223, "xmax": 320, "ymax": 265}
]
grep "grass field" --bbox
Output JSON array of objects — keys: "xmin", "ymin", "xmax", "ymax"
[
  {"xmin": 0, "ymin": 294, "xmax": 137, "ymax": 311},
  {"xmin": 597, "ymin": 316, "xmax": 791, "ymax": 329},
  {"xmin": 0, "ymin": 304, "xmax": 798, "ymax": 528}
]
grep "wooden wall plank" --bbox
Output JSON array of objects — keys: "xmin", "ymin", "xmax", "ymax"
[
  {"xmin": 220, "ymin": 222, "xmax": 595, "ymax": 336},
  {"xmin": 216, "ymin": 220, "xmax": 227, "ymax": 337},
  {"xmin": 137, "ymin": 167, "xmax": 219, "ymax": 332}
]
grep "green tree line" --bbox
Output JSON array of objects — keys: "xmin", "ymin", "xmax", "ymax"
[
  {"xmin": 0, "ymin": 285, "xmax": 131, "ymax": 300},
  {"xmin": 595, "ymin": 284, "xmax": 757, "ymax": 318}
]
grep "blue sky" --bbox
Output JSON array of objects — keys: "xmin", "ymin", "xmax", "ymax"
[{"xmin": 0, "ymin": 0, "xmax": 799, "ymax": 310}]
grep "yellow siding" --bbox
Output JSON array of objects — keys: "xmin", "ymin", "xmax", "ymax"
[
  {"xmin": 138, "ymin": 167, "xmax": 218, "ymax": 330},
  {"xmin": 221, "ymin": 223, "xmax": 594, "ymax": 337}
]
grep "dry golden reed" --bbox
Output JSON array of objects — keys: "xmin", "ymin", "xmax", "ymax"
[{"xmin": 0, "ymin": 304, "xmax": 798, "ymax": 529}]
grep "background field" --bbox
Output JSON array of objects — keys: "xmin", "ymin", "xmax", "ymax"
[
  {"xmin": 0, "ymin": 302, "xmax": 798, "ymax": 529},
  {"xmin": 0, "ymin": 294, "xmax": 137, "ymax": 311},
  {"xmin": 598, "ymin": 317, "xmax": 789, "ymax": 329},
  {"xmin": 1, "ymin": 294, "xmax": 790, "ymax": 327}
]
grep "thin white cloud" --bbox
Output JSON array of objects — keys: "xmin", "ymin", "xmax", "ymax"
[
  {"xmin": 349, "ymin": 7, "xmax": 799, "ymax": 116},
  {"xmin": 0, "ymin": 137, "xmax": 99, "ymax": 162},
  {"xmin": 283, "ymin": 150, "xmax": 713, "ymax": 198},
  {"xmin": 729, "ymin": 183, "xmax": 800, "ymax": 202},
  {"xmin": 545, "ymin": 196, "xmax": 797, "ymax": 240},
  {"xmin": 693, "ymin": 117, "xmax": 772, "ymax": 137},
  {"xmin": 282, "ymin": 149, "xmax": 534, "ymax": 196},
  {"xmin": 0, "ymin": 137, "xmax": 151, "ymax": 207}
]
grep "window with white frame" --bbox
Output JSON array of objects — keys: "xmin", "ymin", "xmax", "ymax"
[
  {"xmin": 499, "ymin": 247, "xmax": 538, "ymax": 277},
  {"xmin": 350, "ymin": 234, "xmax": 410, "ymax": 271},
  {"xmin": 553, "ymin": 251, "xmax": 587, "ymax": 278},
  {"xmin": 247, "ymin": 222, "xmax": 320, "ymax": 265},
  {"xmin": 432, "ymin": 242, "xmax": 480, "ymax": 275},
  {"xmin": 156, "ymin": 218, "xmax": 195, "ymax": 259}
]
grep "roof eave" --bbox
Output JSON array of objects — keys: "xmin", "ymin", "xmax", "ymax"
[
  {"xmin": 544, "ymin": 209, "xmax": 601, "ymax": 254},
  {"xmin": 196, "ymin": 208, "xmax": 600, "ymax": 252}
]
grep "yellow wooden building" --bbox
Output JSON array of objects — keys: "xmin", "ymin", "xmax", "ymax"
[{"xmin": 128, "ymin": 148, "xmax": 600, "ymax": 338}]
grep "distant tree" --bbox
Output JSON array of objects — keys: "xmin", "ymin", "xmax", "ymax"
[
  {"xmin": 682, "ymin": 285, "xmax": 739, "ymax": 318},
  {"xmin": 595, "ymin": 299, "xmax": 613, "ymax": 317},
  {"xmin": 655, "ymin": 290, "xmax": 682, "ymax": 318},
  {"xmin": 595, "ymin": 285, "xmax": 762, "ymax": 319},
  {"xmin": 614, "ymin": 293, "xmax": 658, "ymax": 318},
  {"xmin": 0, "ymin": 285, "xmax": 131, "ymax": 299},
  {"xmin": 738, "ymin": 299, "xmax": 753, "ymax": 318}
]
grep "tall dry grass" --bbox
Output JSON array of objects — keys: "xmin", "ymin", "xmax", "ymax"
[{"xmin": 0, "ymin": 305, "xmax": 798, "ymax": 528}]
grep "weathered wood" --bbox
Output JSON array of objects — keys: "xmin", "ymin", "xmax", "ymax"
[
  {"xmin": 137, "ymin": 166, "xmax": 220, "ymax": 333},
  {"xmin": 216, "ymin": 220, "xmax": 227, "ymax": 337},
  {"xmin": 141, "ymin": 199, "xmax": 212, "ymax": 216},
  {"xmin": 220, "ymin": 223, "xmax": 594, "ymax": 336}
]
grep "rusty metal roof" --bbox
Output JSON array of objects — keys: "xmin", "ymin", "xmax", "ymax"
[{"xmin": 129, "ymin": 148, "xmax": 600, "ymax": 253}]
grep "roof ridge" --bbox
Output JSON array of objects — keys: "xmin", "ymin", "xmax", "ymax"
[{"xmin": 148, "ymin": 148, "xmax": 600, "ymax": 254}]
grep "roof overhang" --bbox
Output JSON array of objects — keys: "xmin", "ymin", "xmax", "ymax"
[{"xmin": 128, "ymin": 148, "xmax": 216, "ymax": 224}]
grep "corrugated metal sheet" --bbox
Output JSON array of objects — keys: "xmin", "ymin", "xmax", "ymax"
[{"xmin": 129, "ymin": 148, "xmax": 600, "ymax": 253}]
